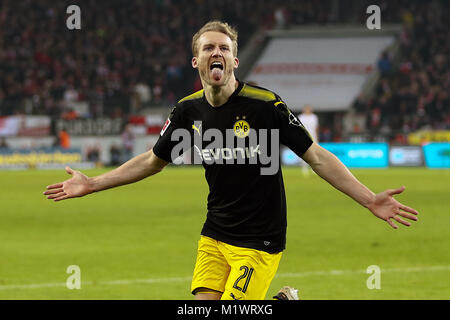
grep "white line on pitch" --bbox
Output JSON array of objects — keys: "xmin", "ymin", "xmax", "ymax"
[
  {"xmin": 0, "ymin": 265, "xmax": 449, "ymax": 290},
  {"xmin": 275, "ymin": 265, "xmax": 450, "ymax": 278}
]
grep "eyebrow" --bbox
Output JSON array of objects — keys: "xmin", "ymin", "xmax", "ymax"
[{"xmin": 202, "ymin": 42, "xmax": 230, "ymax": 48}]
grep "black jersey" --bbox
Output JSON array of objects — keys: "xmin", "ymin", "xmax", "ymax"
[{"xmin": 153, "ymin": 81, "xmax": 313, "ymax": 253}]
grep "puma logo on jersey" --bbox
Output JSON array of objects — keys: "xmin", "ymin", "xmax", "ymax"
[{"xmin": 192, "ymin": 123, "xmax": 202, "ymax": 136}]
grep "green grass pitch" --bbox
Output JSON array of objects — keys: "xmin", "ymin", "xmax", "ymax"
[{"xmin": 0, "ymin": 166, "xmax": 449, "ymax": 299}]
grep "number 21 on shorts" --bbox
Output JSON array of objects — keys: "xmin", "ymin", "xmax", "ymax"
[{"xmin": 233, "ymin": 266, "xmax": 254, "ymax": 293}]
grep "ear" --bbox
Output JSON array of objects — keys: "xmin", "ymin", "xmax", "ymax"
[
  {"xmin": 233, "ymin": 57, "xmax": 239, "ymax": 69},
  {"xmin": 192, "ymin": 57, "xmax": 198, "ymax": 69}
]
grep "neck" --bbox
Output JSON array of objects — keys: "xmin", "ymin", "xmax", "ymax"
[{"xmin": 203, "ymin": 76, "xmax": 239, "ymax": 107}]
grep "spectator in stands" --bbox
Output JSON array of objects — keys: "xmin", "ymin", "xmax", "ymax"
[
  {"xmin": 62, "ymin": 108, "xmax": 78, "ymax": 120},
  {"xmin": 121, "ymin": 124, "xmax": 135, "ymax": 163},
  {"xmin": 298, "ymin": 105, "xmax": 319, "ymax": 175},
  {"xmin": 132, "ymin": 81, "xmax": 152, "ymax": 113},
  {"xmin": 377, "ymin": 51, "xmax": 393, "ymax": 78},
  {"xmin": 320, "ymin": 127, "xmax": 332, "ymax": 142},
  {"xmin": 86, "ymin": 145, "xmax": 101, "ymax": 163},
  {"xmin": 58, "ymin": 129, "xmax": 71, "ymax": 149},
  {"xmin": 0, "ymin": 137, "xmax": 9, "ymax": 149},
  {"xmin": 352, "ymin": 93, "xmax": 368, "ymax": 115},
  {"xmin": 274, "ymin": 6, "xmax": 288, "ymax": 29},
  {"xmin": 109, "ymin": 144, "xmax": 122, "ymax": 167},
  {"xmin": 298, "ymin": 105, "xmax": 319, "ymax": 143}
]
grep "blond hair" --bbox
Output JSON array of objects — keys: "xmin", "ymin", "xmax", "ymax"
[{"xmin": 191, "ymin": 21, "xmax": 238, "ymax": 57}]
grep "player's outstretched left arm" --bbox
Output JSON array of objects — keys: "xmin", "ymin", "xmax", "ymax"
[{"xmin": 301, "ymin": 143, "xmax": 419, "ymax": 229}]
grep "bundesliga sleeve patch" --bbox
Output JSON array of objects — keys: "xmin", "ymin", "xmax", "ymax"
[
  {"xmin": 160, "ymin": 118, "xmax": 171, "ymax": 136},
  {"xmin": 160, "ymin": 106, "xmax": 177, "ymax": 136},
  {"xmin": 275, "ymin": 101, "xmax": 302, "ymax": 127}
]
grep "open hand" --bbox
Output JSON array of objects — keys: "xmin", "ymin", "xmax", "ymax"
[
  {"xmin": 367, "ymin": 186, "xmax": 419, "ymax": 229},
  {"xmin": 43, "ymin": 166, "xmax": 93, "ymax": 201}
]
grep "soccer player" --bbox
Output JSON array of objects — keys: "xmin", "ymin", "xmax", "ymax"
[
  {"xmin": 298, "ymin": 105, "xmax": 319, "ymax": 143},
  {"xmin": 43, "ymin": 21, "xmax": 419, "ymax": 300},
  {"xmin": 298, "ymin": 105, "xmax": 319, "ymax": 176}
]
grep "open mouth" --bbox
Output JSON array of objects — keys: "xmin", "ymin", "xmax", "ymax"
[
  {"xmin": 210, "ymin": 61, "xmax": 224, "ymax": 70},
  {"xmin": 209, "ymin": 61, "xmax": 224, "ymax": 82}
]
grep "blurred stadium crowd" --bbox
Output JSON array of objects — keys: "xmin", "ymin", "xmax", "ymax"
[
  {"xmin": 0, "ymin": 0, "xmax": 334, "ymax": 118},
  {"xmin": 354, "ymin": 0, "xmax": 449, "ymax": 139},
  {"xmin": 0, "ymin": 0, "xmax": 448, "ymax": 139}
]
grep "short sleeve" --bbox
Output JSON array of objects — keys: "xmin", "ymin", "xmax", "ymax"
[
  {"xmin": 152, "ymin": 104, "xmax": 189, "ymax": 162},
  {"xmin": 271, "ymin": 95, "xmax": 313, "ymax": 157}
]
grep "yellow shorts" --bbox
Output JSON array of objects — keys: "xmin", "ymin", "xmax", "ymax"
[{"xmin": 191, "ymin": 236, "xmax": 283, "ymax": 300}]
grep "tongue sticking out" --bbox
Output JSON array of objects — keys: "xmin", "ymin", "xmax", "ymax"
[{"xmin": 211, "ymin": 68, "xmax": 223, "ymax": 81}]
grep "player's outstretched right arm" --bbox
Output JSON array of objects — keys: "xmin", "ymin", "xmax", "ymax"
[{"xmin": 43, "ymin": 149, "xmax": 168, "ymax": 201}]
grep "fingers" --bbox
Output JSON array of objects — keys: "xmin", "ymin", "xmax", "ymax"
[
  {"xmin": 393, "ymin": 215, "xmax": 411, "ymax": 227},
  {"xmin": 386, "ymin": 218, "xmax": 398, "ymax": 229},
  {"xmin": 397, "ymin": 210, "xmax": 418, "ymax": 222},
  {"xmin": 44, "ymin": 168, "xmax": 75, "ymax": 201},
  {"xmin": 54, "ymin": 194, "xmax": 70, "ymax": 201},
  {"xmin": 44, "ymin": 189, "xmax": 71, "ymax": 201},
  {"xmin": 46, "ymin": 192, "xmax": 67, "ymax": 200},
  {"xmin": 387, "ymin": 186, "xmax": 405, "ymax": 196},
  {"xmin": 399, "ymin": 204, "xmax": 419, "ymax": 216},
  {"xmin": 46, "ymin": 183, "xmax": 63, "ymax": 190},
  {"xmin": 387, "ymin": 209, "xmax": 418, "ymax": 229},
  {"xmin": 44, "ymin": 167, "xmax": 72, "ymax": 198},
  {"xmin": 43, "ymin": 188, "xmax": 64, "ymax": 196},
  {"xmin": 65, "ymin": 166, "xmax": 74, "ymax": 175}
]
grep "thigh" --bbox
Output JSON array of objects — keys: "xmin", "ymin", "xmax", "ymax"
[
  {"xmin": 191, "ymin": 236, "xmax": 231, "ymax": 296},
  {"xmin": 218, "ymin": 243, "xmax": 283, "ymax": 300}
]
